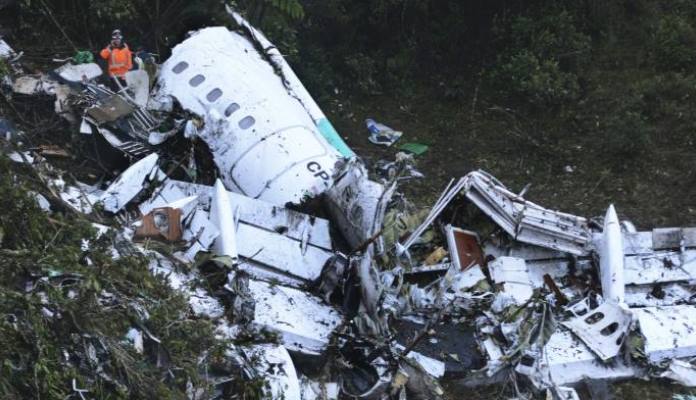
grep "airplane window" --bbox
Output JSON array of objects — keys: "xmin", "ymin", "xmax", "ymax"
[
  {"xmin": 189, "ymin": 74, "xmax": 205, "ymax": 87},
  {"xmin": 172, "ymin": 61, "xmax": 189, "ymax": 74},
  {"xmin": 225, "ymin": 103, "xmax": 240, "ymax": 117},
  {"xmin": 239, "ymin": 116, "xmax": 255, "ymax": 129},
  {"xmin": 207, "ymin": 88, "xmax": 223, "ymax": 102}
]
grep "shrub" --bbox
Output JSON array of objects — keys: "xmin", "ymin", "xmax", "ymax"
[
  {"xmin": 496, "ymin": 50, "xmax": 581, "ymax": 105},
  {"xmin": 490, "ymin": 9, "xmax": 590, "ymax": 107},
  {"xmin": 651, "ymin": 15, "xmax": 696, "ymax": 71}
]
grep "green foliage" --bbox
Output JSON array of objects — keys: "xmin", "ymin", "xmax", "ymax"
[
  {"xmin": 344, "ymin": 52, "xmax": 381, "ymax": 94},
  {"xmin": 0, "ymin": 156, "xmax": 229, "ymax": 399},
  {"xmin": 496, "ymin": 50, "xmax": 581, "ymax": 105},
  {"xmin": 601, "ymin": 103, "xmax": 652, "ymax": 158},
  {"xmin": 490, "ymin": 9, "xmax": 590, "ymax": 106},
  {"xmin": 650, "ymin": 15, "xmax": 696, "ymax": 71}
]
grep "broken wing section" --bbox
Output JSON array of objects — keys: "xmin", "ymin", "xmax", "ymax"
[{"xmin": 154, "ymin": 26, "xmax": 342, "ymax": 206}]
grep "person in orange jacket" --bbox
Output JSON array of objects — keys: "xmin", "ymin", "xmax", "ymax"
[{"xmin": 100, "ymin": 29, "xmax": 132, "ymax": 89}]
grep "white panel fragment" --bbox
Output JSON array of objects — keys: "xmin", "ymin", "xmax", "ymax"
[
  {"xmin": 635, "ymin": 306, "xmax": 696, "ymax": 363},
  {"xmin": 561, "ymin": 302, "xmax": 632, "ymax": 361},
  {"xmin": 248, "ymin": 279, "xmax": 342, "ymax": 355},
  {"xmin": 100, "ymin": 153, "xmax": 161, "ymax": 213},
  {"xmin": 660, "ymin": 359, "xmax": 696, "ymax": 387},
  {"xmin": 517, "ymin": 330, "xmax": 636, "ymax": 388},
  {"xmin": 243, "ymin": 344, "xmax": 301, "ymax": 400},
  {"xmin": 489, "ymin": 257, "xmax": 533, "ymax": 304}
]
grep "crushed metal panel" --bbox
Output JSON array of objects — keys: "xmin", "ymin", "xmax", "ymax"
[
  {"xmin": 325, "ymin": 161, "xmax": 393, "ymax": 250},
  {"xmin": 155, "ymin": 26, "xmax": 341, "ymax": 205},
  {"xmin": 86, "ymin": 94, "xmax": 135, "ymax": 123},
  {"xmin": 143, "ymin": 180, "xmax": 333, "ymax": 250},
  {"xmin": 463, "ymin": 171, "xmax": 591, "ymax": 255},
  {"xmin": 445, "ymin": 225, "xmax": 484, "ymax": 271},
  {"xmin": 598, "ymin": 205, "xmax": 625, "ymax": 304},
  {"xmin": 177, "ymin": 208, "xmax": 219, "ymax": 262},
  {"xmin": 635, "ymin": 305, "xmax": 696, "ymax": 364},
  {"xmin": 561, "ymin": 302, "xmax": 632, "ymax": 361},
  {"xmin": 100, "ymin": 153, "xmax": 162, "ymax": 213},
  {"xmin": 247, "ymin": 279, "xmax": 342, "ymax": 355},
  {"xmin": 624, "ymin": 250, "xmax": 696, "ymax": 285},
  {"xmin": 488, "ymin": 256, "xmax": 533, "ymax": 304}
]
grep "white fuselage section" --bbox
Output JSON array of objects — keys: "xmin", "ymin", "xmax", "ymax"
[{"xmin": 156, "ymin": 27, "xmax": 342, "ymax": 205}]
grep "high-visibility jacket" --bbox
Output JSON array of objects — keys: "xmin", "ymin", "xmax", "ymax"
[{"xmin": 100, "ymin": 44, "xmax": 133, "ymax": 78}]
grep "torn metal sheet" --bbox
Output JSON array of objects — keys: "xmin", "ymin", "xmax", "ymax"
[
  {"xmin": 445, "ymin": 225, "xmax": 484, "ymax": 271},
  {"xmin": 54, "ymin": 62, "xmax": 102, "ymax": 83},
  {"xmin": 242, "ymin": 344, "xmax": 301, "ymax": 400},
  {"xmin": 155, "ymin": 26, "xmax": 342, "ymax": 205},
  {"xmin": 635, "ymin": 305, "xmax": 696, "ymax": 363},
  {"xmin": 59, "ymin": 182, "xmax": 104, "ymax": 214},
  {"xmin": 489, "ymin": 257, "xmax": 533, "ymax": 304},
  {"xmin": 515, "ymin": 329, "xmax": 636, "ymax": 389},
  {"xmin": 325, "ymin": 161, "xmax": 394, "ymax": 250},
  {"xmin": 599, "ymin": 205, "xmax": 625, "ymax": 304},
  {"xmin": 464, "ymin": 171, "xmax": 591, "ymax": 255},
  {"xmin": 561, "ymin": 301, "xmax": 632, "ymax": 361},
  {"xmin": 300, "ymin": 377, "xmax": 339, "ymax": 400},
  {"xmin": 177, "ymin": 208, "xmax": 219, "ymax": 262},
  {"xmin": 124, "ymin": 70, "xmax": 150, "ymax": 107},
  {"xmin": 624, "ymin": 250, "xmax": 696, "ymax": 285},
  {"xmin": 393, "ymin": 344, "xmax": 446, "ymax": 378},
  {"xmin": 0, "ymin": 38, "xmax": 14, "ymax": 59},
  {"xmin": 100, "ymin": 153, "xmax": 163, "ymax": 213},
  {"xmin": 246, "ymin": 279, "xmax": 342, "ymax": 355},
  {"xmin": 624, "ymin": 283, "xmax": 696, "ymax": 307},
  {"xmin": 660, "ymin": 359, "xmax": 696, "ymax": 387},
  {"xmin": 210, "ymin": 179, "xmax": 239, "ymax": 263}
]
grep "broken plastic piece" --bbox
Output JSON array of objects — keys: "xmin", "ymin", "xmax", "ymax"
[{"xmin": 366, "ymin": 118, "xmax": 403, "ymax": 147}]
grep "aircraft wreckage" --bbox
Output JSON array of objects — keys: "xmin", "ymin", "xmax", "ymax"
[{"xmin": 3, "ymin": 7, "xmax": 696, "ymax": 400}]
